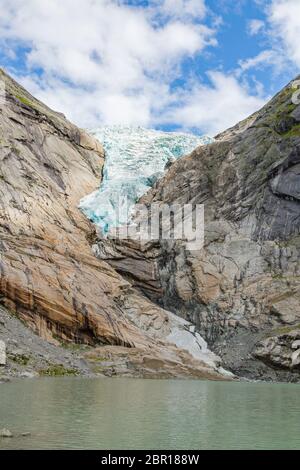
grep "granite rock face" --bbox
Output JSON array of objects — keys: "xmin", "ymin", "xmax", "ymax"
[
  {"xmin": 97, "ymin": 77, "xmax": 300, "ymax": 380},
  {"xmin": 0, "ymin": 68, "xmax": 128, "ymax": 346},
  {"xmin": 0, "ymin": 339, "xmax": 6, "ymax": 366},
  {"xmin": 254, "ymin": 328, "xmax": 300, "ymax": 370},
  {"xmin": 0, "ymin": 70, "xmax": 227, "ymax": 379}
]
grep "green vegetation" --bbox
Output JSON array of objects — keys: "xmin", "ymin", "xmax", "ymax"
[
  {"xmin": 266, "ymin": 323, "xmax": 300, "ymax": 338},
  {"xmin": 15, "ymin": 94, "xmax": 36, "ymax": 108},
  {"xmin": 281, "ymin": 123, "xmax": 300, "ymax": 139},
  {"xmin": 270, "ymin": 90, "xmax": 299, "ymax": 138},
  {"xmin": 271, "ymin": 273, "xmax": 284, "ymax": 280},
  {"xmin": 86, "ymin": 355, "xmax": 109, "ymax": 375},
  {"xmin": 91, "ymin": 365, "xmax": 105, "ymax": 374},
  {"xmin": 262, "ymin": 87, "xmax": 298, "ymax": 134},
  {"xmin": 88, "ymin": 356, "xmax": 106, "ymax": 363},
  {"xmin": 9, "ymin": 353, "xmax": 30, "ymax": 366},
  {"xmin": 280, "ymin": 235, "xmax": 300, "ymax": 249},
  {"xmin": 236, "ymin": 85, "xmax": 300, "ymax": 187},
  {"xmin": 52, "ymin": 334, "xmax": 91, "ymax": 352},
  {"xmin": 39, "ymin": 364, "xmax": 79, "ymax": 377}
]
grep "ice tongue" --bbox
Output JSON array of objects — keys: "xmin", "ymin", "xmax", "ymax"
[{"xmin": 79, "ymin": 125, "xmax": 213, "ymax": 235}]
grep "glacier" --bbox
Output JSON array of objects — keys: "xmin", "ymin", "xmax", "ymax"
[{"xmin": 79, "ymin": 126, "xmax": 213, "ymax": 235}]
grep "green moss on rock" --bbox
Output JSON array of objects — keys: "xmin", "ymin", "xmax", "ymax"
[
  {"xmin": 15, "ymin": 94, "xmax": 37, "ymax": 109},
  {"xmin": 9, "ymin": 353, "xmax": 30, "ymax": 366},
  {"xmin": 39, "ymin": 365, "xmax": 79, "ymax": 377},
  {"xmin": 266, "ymin": 324, "xmax": 300, "ymax": 338},
  {"xmin": 281, "ymin": 123, "xmax": 300, "ymax": 138}
]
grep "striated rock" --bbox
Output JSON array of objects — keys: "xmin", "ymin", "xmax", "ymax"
[
  {"xmin": 0, "ymin": 70, "xmax": 226, "ymax": 379},
  {"xmin": 84, "ymin": 345, "xmax": 227, "ymax": 380},
  {"xmin": 0, "ymin": 68, "xmax": 136, "ymax": 347},
  {"xmin": 97, "ymin": 76, "xmax": 300, "ymax": 380},
  {"xmin": 0, "ymin": 340, "xmax": 6, "ymax": 366}
]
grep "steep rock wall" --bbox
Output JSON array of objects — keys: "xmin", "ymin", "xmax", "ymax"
[{"xmin": 97, "ymin": 77, "xmax": 300, "ymax": 380}]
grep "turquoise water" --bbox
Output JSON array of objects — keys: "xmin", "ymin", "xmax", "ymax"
[
  {"xmin": 1, "ymin": 378, "xmax": 300, "ymax": 450},
  {"xmin": 79, "ymin": 126, "xmax": 212, "ymax": 234}
]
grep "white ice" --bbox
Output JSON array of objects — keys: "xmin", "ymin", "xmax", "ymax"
[{"xmin": 79, "ymin": 126, "xmax": 213, "ymax": 235}]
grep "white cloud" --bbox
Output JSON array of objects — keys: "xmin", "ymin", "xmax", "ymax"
[
  {"xmin": 0, "ymin": 0, "xmax": 268, "ymax": 135},
  {"xmin": 0, "ymin": 0, "xmax": 218, "ymax": 129},
  {"xmin": 238, "ymin": 50, "xmax": 282, "ymax": 74},
  {"xmin": 268, "ymin": 0, "xmax": 300, "ymax": 68},
  {"xmin": 158, "ymin": 72, "xmax": 267, "ymax": 136},
  {"xmin": 247, "ymin": 19, "xmax": 265, "ymax": 36},
  {"xmin": 155, "ymin": 0, "xmax": 207, "ymax": 20},
  {"xmin": 0, "ymin": 0, "xmax": 210, "ymax": 83},
  {"xmin": 231, "ymin": 1, "xmax": 300, "ymax": 87}
]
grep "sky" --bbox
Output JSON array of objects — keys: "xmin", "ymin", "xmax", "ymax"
[{"xmin": 0, "ymin": 0, "xmax": 299, "ymax": 136}]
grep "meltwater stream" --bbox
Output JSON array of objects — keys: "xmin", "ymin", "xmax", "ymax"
[{"xmin": 79, "ymin": 126, "xmax": 212, "ymax": 234}]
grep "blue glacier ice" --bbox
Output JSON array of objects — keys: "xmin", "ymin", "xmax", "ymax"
[{"xmin": 79, "ymin": 126, "xmax": 213, "ymax": 235}]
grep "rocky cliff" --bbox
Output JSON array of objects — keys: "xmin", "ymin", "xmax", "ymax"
[
  {"xmin": 0, "ymin": 69, "xmax": 227, "ymax": 380},
  {"xmin": 2, "ymin": 68, "xmax": 300, "ymax": 382},
  {"xmin": 97, "ymin": 77, "xmax": 300, "ymax": 381}
]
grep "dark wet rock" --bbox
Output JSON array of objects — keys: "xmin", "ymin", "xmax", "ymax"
[
  {"xmin": 0, "ymin": 375, "xmax": 11, "ymax": 383},
  {"xmin": 274, "ymin": 115, "xmax": 297, "ymax": 134}
]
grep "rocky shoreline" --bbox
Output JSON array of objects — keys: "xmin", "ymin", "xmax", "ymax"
[
  {"xmin": 0, "ymin": 300, "xmax": 296, "ymax": 384},
  {"xmin": 0, "ymin": 305, "xmax": 233, "ymax": 382},
  {"xmin": 0, "ymin": 305, "xmax": 92, "ymax": 382}
]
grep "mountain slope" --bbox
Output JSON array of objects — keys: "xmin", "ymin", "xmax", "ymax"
[{"xmin": 98, "ymin": 76, "xmax": 300, "ymax": 381}]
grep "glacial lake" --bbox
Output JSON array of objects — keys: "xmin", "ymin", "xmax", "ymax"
[{"xmin": 1, "ymin": 377, "xmax": 300, "ymax": 450}]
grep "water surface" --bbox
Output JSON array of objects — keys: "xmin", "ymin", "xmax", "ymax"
[{"xmin": 1, "ymin": 378, "xmax": 300, "ymax": 450}]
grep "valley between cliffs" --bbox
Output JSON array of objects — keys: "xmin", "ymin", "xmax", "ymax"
[{"xmin": 1, "ymin": 68, "xmax": 300, "ymax": 383}]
